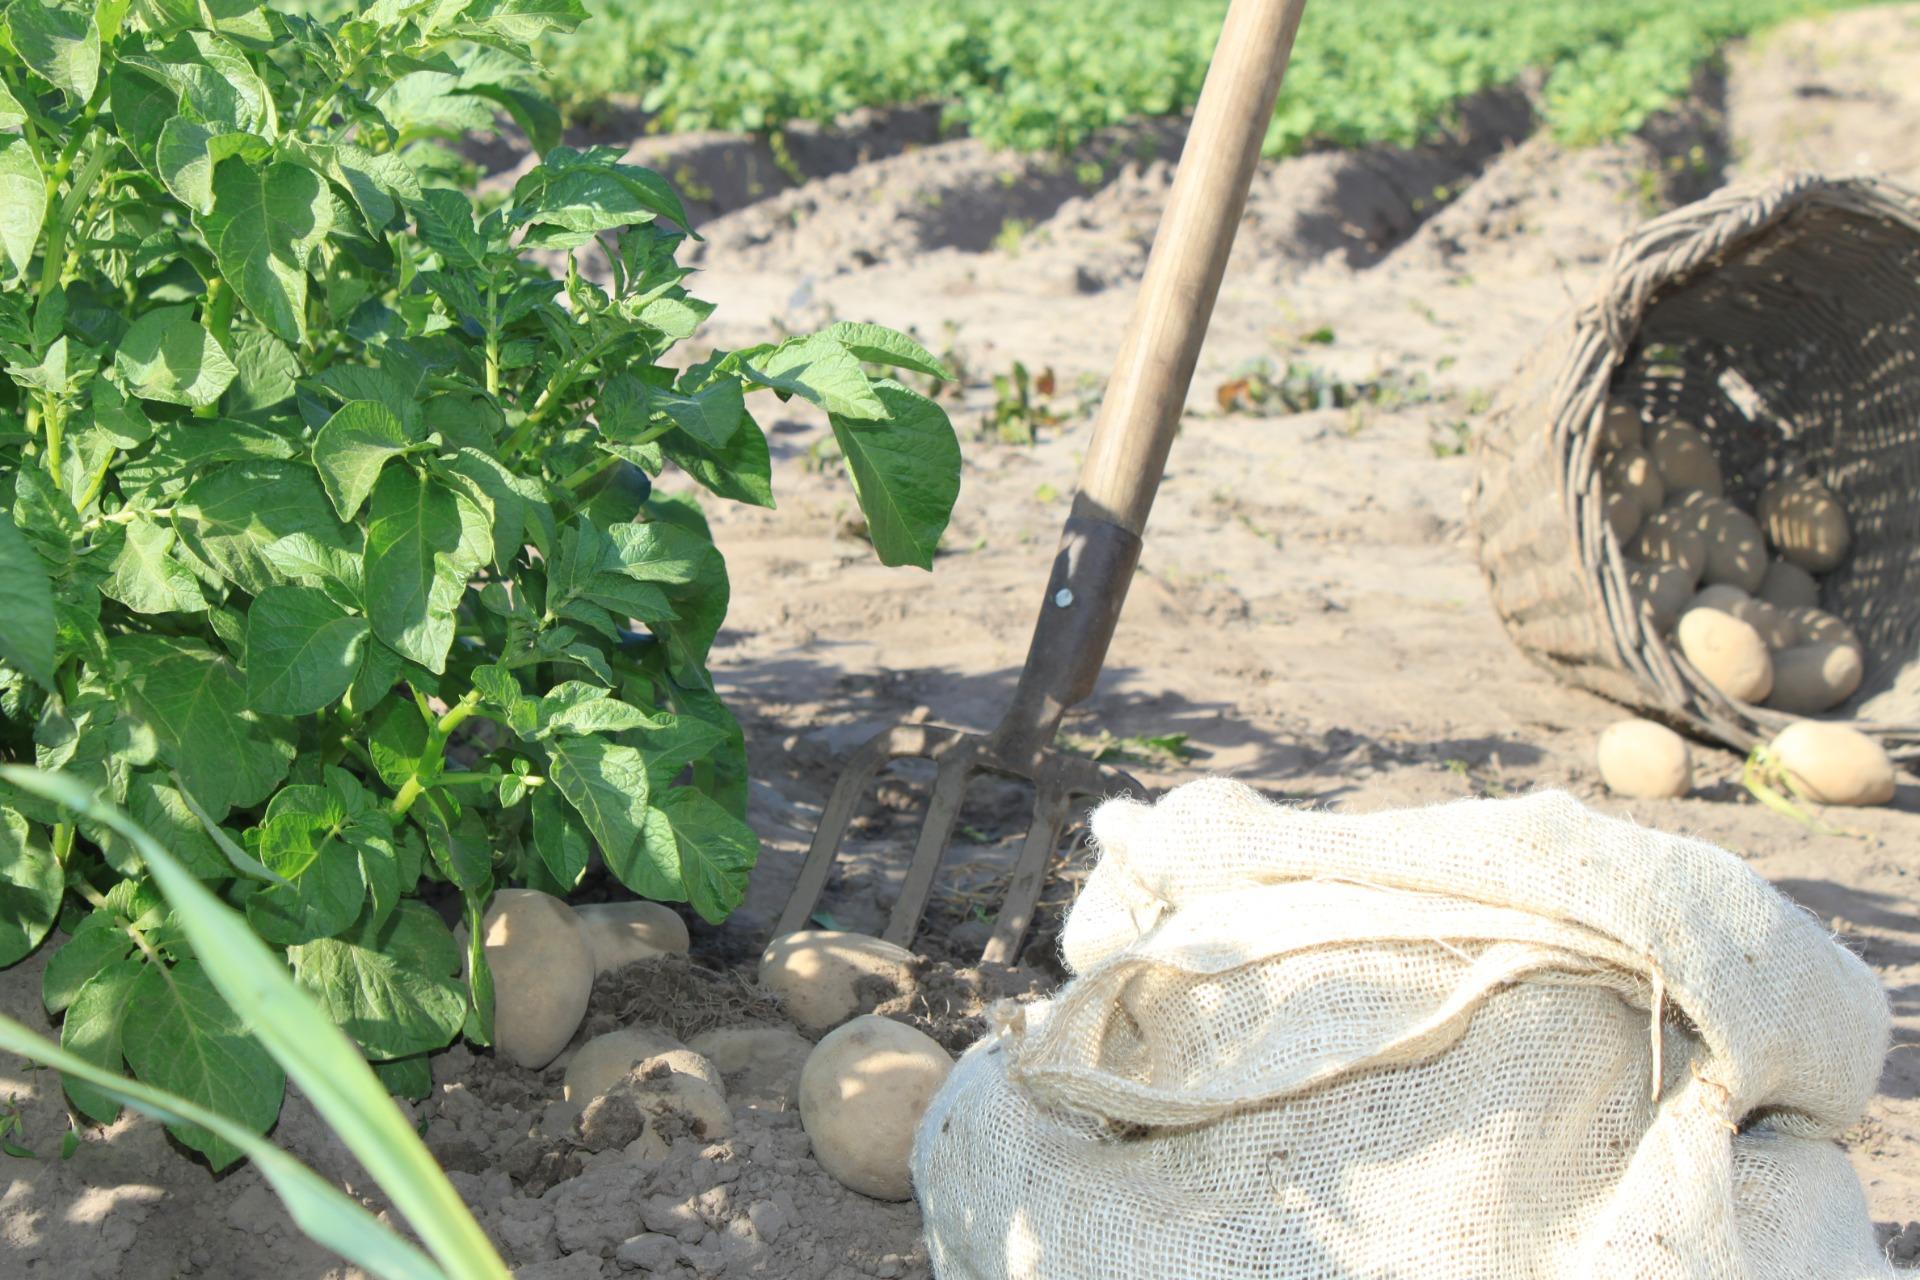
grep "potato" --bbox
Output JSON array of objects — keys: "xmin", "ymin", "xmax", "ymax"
[
  {"xmin": 1757, "ymin": 474, "xmax": 1821, "ymax": 525},
  {"xmin": 563, "ymin": 1027, "xmax": 688, "ymax": 1104},
  {"xmin": 573, "ymin": 900, "xmax": 691, "ymax": 976},
  {"xmin": 483, "ymin": 889, "xmax": 595, "ymax": 1070},
  {"xmin": 1647, "ymin": 421, "xmax": 1723, "ymax": 497},
  {"xmin": 1760, "ymin": 478, "xmax": 1850, "ymax": 573},
  {"xmin": 1757, "ymin": 557, "xmax": 1820, "ymax": 611},
  {"xmin": 690, "ymin": 1026, "xmax": 817, "ymax": 1109},
  {"xmin": 625, "ymin": 1069, "xmax": 734, "ymax": 1144},
  {"xmin": 1769, "ymin": 721, "xmax": 1897, "ymax": 807},
  {"xmin": 1780, "ymin": 605, "xmax": 1860, "ymax": 651},
  {"xmin": 1688, "ymin": 586, "xmax": 1792, "ymax": 651},
  {"xmin": 1628, "ymin": 561, "xmax": 1693, "ymax": 633},
  {"xmin": 1599, "ymin": 402, "xmax": 1644, "ymax": 452},
  {"xmin": 798, "ymin": 1016, "xmax": 953, "ymax": 1201},
  {"xmin": 1628, "ymin": 508, "xmax": 1707, "ymax": 584},
  {"xmin": 759, "ymin": 931, "xmax": 919, "ymax": 1036},
  {"xmin": 1603, "ymin": 445, "xmax": 1665, "ymax": 515},
  {"xmin": 1765, "ymin": 642, "xmax": 1865, "ymax": 715},
  {"xmin": 1595, "ymin": 720, "xmax": 1692, "ymax": 799},
  {"xmin": 1675, "ymin": 607, "xmax": 1773, "ymax": 703},
  {"xmin": 1603, "ymin": 490, "xmax": 1642, "ymax": 544},
  {"xmin": 1669, "ymin": 494, "xmax": 1766, "ymax": 593}
]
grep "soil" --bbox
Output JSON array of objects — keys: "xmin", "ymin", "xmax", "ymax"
[{"xmin": 5, "ymin": 7, "xmax": 1920, "ymax": 1277}]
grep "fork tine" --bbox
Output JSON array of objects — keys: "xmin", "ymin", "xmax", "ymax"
[
  {"xmin": 773, "ymin": 726, "xmax": 916, "ymax": 936},
  {"xmin": 882, "ymin": 737, "xmax": 984, "ymax": 947},
  {"xmin": 981, "ymin": 786, "xmax": 1075, "ymax": 966}
]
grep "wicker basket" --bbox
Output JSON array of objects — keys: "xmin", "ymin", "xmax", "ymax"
[{"xmin": 1472, "ymin": 172, "xmax": 1920, "ymax": 760}]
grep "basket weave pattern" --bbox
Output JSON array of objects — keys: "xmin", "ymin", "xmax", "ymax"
[{"xmin": 1472, "ymin": 173, "xmax": 1920, "ymax": 757}]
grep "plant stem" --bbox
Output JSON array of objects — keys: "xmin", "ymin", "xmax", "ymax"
[
  {"xmin": 389, "ymin": 776, "xmax": 425, "ymax": 819},
  {"xmin": 39, "ymin": 131, "xmax": 113, "ymax": 303},
  {"xmin": 484, "ymin": 280, "xmax": 501, "ymax": 396}
]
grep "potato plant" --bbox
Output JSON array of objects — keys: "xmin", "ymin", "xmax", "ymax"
[{"xmin": 0, "ymin": 0, "xmax": 961, "ymax": 1166}]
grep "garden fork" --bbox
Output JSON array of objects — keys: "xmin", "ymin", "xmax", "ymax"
[{"xmin": 774, "ymin": 0, "xmax": 1312, "ymax": 964}]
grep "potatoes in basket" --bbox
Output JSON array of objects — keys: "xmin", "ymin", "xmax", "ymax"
[{"xmin": 1675, "ymin": 607, "xmax": 1773, "ymax": 703}]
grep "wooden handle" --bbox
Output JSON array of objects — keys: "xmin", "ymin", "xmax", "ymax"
[{"xmin": 1075, "ymin": 0, "xmax": 1309, "ymax": 535}]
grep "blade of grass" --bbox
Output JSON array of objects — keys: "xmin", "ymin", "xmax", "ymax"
[
  {"xmin": 0, "ymin": 1013, "xmax": 445, "ymax": 1280},
  {"xmin": 2, "ymin": 766, "xmax": 509, "ymax": 1280}
]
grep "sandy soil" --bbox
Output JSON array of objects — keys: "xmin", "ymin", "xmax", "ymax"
[{"xmin": 3, "ymin": 7, "xmax": 1918, "ymax": 1278}]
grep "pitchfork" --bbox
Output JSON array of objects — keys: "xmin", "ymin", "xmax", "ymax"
[{"xmin": 773, "ymin": 0, "xmax": 1312, "ymax": 964}]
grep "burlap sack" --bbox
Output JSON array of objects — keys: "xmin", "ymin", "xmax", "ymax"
[{"xmin": 912, "ymin": 780, "xmax": 1902, "ymax": 1279}]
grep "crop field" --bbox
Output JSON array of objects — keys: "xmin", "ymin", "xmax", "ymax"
[{"xmin": 541, "ymin": 0, "xmax": 1888, "ymax": 152}]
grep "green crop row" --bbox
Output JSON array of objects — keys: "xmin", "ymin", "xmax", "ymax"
[{"xmin": 529, "ymin": 0, "xmax": 1883, "ymax": 155}]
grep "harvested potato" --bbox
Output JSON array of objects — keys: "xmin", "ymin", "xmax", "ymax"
[
  {"xmin": 690, "ymin": 1026, "xmax": 816, "ymax": 1108},
  {"xmin": 1604, "ymin": 490, "xmax": 1642, "ymax": 544},
  {"xmin": 1688, "ymin": 586, "xmax": 1792, "ymax": 651},
  {"xmin": 1670, "ymin": 494, "xmax": 1766, "ymax": 593},
  {"xmin": 759, "ymin": 931, "xmax": 920, "ymax": 1036},
  {"xmin": 1757, "ymin": 474, "xmax": 1821, "ymax": 525},
  {"xmin": 1596, "ymin": 720, "xmax": 1692, "ymax": 799},
  {"xmin": 1629, "ymin": 508, "xmax": 1707, "ymax": 584},
  {"xmin": 1628, "ymin": 561, "xmax": 1693, "ymax": 633},
  {"xmin": 625, "ymin": 1069, "xmax": 734, "ymax": 1144},
  {"xmin": 1760, "ymin": 478, "xmax": 1851, "ymax": 573},
  {"xmin": 1757, "ymin": 558, "xmax": 1821, "ymax": 611},
  {"xmin": 799, "ymin": 1016, "xmax": 953, "ymax": 1201},
  {"xmin": 1769, "ymin": 721, "xmax": 1897, "ymax": 807},
  {"xmin": 573, "ymin": 900, "xmax": 691, "ymax": 976},
  {"xmin": 1647, "ymin": 421, "xmax": 1723, "ymax": 497},
  {"xmin": 1766, "ymin": 642, "xmax": 1865, "ymax": 715},
  {"xmin": 483, "ymin": 889, "xmax": 595, "ymax": 1070},
  {"xmin": 1604, "ymin": 445, "xmax": 1665, "ymax": 514},
  {"xmin": 1675, "ymin": 607, "xmax": 1773, "ymax": 703},
  {"xmin": 1780, "ymin": 605, "xmax": 1860, "ymax": 651},
  {"xmin": 1599, "ymin": 403, "xmax": 1644, "ymax": 452},
  {"xmin": 563, "ymin": 1027, "xmax": 688, "ymax": 1104}
]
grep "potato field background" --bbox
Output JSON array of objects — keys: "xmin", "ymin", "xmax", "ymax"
[{"xmin": 4, "ymin": 1, "xmax": 1919, "ymax": 1277}]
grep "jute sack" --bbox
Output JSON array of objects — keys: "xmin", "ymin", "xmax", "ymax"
[{"xmin": 912, "ymin": 780, "xmax": 1902, "ymax": 1279}]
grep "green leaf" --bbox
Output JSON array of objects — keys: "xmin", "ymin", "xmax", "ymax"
[
  {"xmin": 0, "ymin": 81, "xmax": 26, "ymax": 131},
  {"xmin": 115, "ymin": 634, "xmax": 292, "ymax": 820},
  {"xmin": 202, "ymin": 160, "xmax": 332, "ymax": 343},
  {"xmin": 829, "ymin": 381, "xmax": 961, "ymax": 569},
  {"xmin": 660, "ymin": 411, "xmax": 773, "ymax": 509},
  {"xmin": 538, "ymin": 683, "xmax": 669, "ymax": 737},
  {"xmin": 225, "ymin": 329, "xmax": 300, "ymax": 413},
  {"xmin": 100, "ymin": 515, "xmax": 209, "ymax": 615},
  {"xmin": 288, "ymin": 902, "xmax": 465, "ymax": 1061},
  {"xmin": 0, "ymin": 512, "xmax": 57, "ymax": 688},
  {"xmin": 173, "ymin": 460, "xmax": 351, "ymax": 597},
  {"xmin": 123, "ymin": 958, "xmax": 286, "ymax": 1172},
  {"xmin": 245, "ymin": 585, "xmax": 370, "ymax": 715},
  {"xmin": 641, "ymin": 713, "xmax": 731, "ymax": 785},
  {"xmin": 459, "ymin": 84, "xmax": 561, "ymax": 155},
  {"xmin": 653, "ymin": 380, "xmax": 743, "ymax": 449},
  {"xmin": 0, "ymin": 806, "xmax": 61, "ymax": 965},
  {"xmin": 8, "ymin": 4, "xmax": 101, "ymax": 102},
  {"xmin": 434, "ymin": 449, "xmax": 523, "ymax": 571},
  {"xmin": 1, "ymin": 766, "xmax": 509, "ymax": 1279},
  {"xmin": 346, "ymin": 639, "xmax": 404, "ymax": 719},
  {"xmin": 156, "ymin": 118, "xmax": 270, "ymax": 215},
  {"xmin": 822, "ymin": 322, "xmax": 954, "ymax": 380},
  {"xmin": 308, "ymin": 142, "xmax": 420, "ymax": 236},
  {"xmin": 315, "ymin": 402, "xmax": 420, "ymax": 521},
  {"xmin": 364, "ymin": 468, "xmax": 472, "ymax": 675},
  {"xmin": 369, "ymin": 700, "xmax": 438, "ymax": 793},
  {"xmin": 115, "ymin": 305, "xmax": 239, "ymax": 409},
  {"xmin": 413, "ymin": 791, "xmax": 490, "ymax": 891},
  {"xmin": 373, "ymin": 1054, "xmax": 432, "ymax": 1100},
  {"xmin": 652, "ymin": 786, "xmax": 757, "ymax": 923},
  {"xmin": 508, "ymin": 146, "xmax": 694, "ymax": 247},
  {"xmin": 545, "ymin": 734, "xmax": 668, "ymax": 897},
  {"xmin": 604, "ymin": 520, "xmax": 709, "ymax": 586},
  {"xmin": 752, "ymin": 333, "xmax": 886, "ymax": 420},
  {"xmin": 42, "ymin": 911, "xmax": 135, "ymax": 1015},
  {"xmin": 0, "ymin": 135, "xmax": 46, "ymax": 279},
  {"xmin": 530, "ymin": 789, "xmax": 588, "ymax": 892},
  {"xmin": 60, "ymin": 955, "xmax": 143, "ymax": 1124},
  {"xmin": 412, "ymin": 188, "xmax": 488, "ymax": 270},
  {"xmin": 246, "ymin": 841, "xmax": 367, "ymax": 946},
  {"xmin": 117, "ymin": 773, "xmax": 230, "ymax": 882}
]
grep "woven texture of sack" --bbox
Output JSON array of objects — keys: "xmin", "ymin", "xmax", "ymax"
[
  {"xmin": 1469, "ymin": 172, "xmax": 1920, "ymax": 759},
  {"xmin": 912, "ymin": 779, "xmax": 1901, "ymax": 1279}
]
